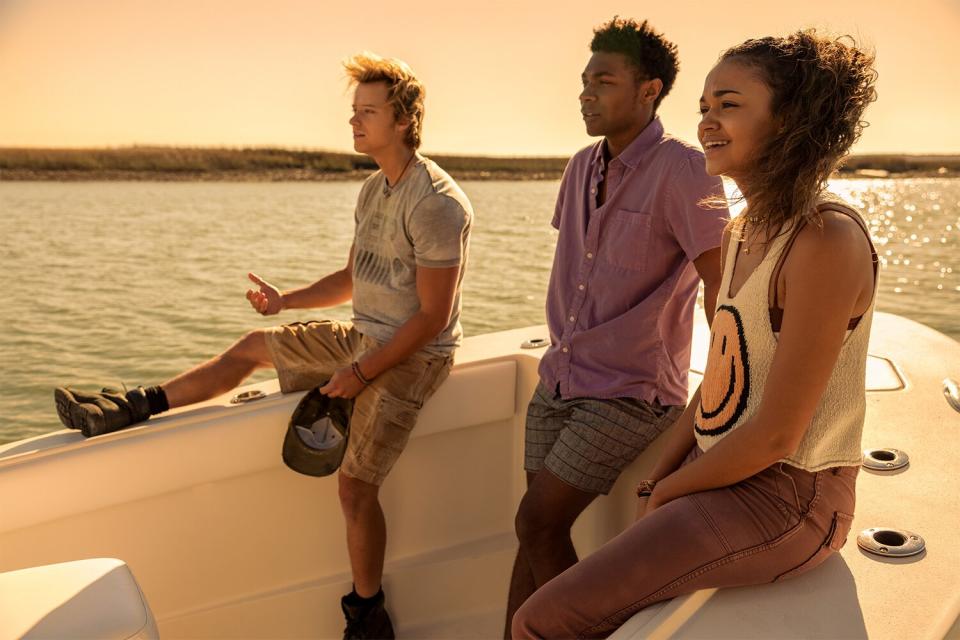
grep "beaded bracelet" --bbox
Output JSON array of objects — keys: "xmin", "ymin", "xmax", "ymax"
[
  {"xmin": 351, "ymin": 361, "xmax": 372, "ymax": 386},
  {"xmin": 636, "ymin": 479, "xmax": 657, "ymax": 498}
]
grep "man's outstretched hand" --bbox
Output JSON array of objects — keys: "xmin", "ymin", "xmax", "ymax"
[
  {"xmin": 319, "ymin": 366, "xmax": 367, "ymax": 399},
  {"xmin": 246, "ymin": 273, "xmax": 284, "ymax": 315}
]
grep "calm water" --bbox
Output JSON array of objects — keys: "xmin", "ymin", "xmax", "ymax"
[{"xmin": 1, "ymin": 178, "xmax": 958, "ymax": 444}]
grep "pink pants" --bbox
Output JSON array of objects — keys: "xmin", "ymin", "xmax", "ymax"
[{"xmin": 512, "ymin": 446, "xmax": 858, "ymax": 639}]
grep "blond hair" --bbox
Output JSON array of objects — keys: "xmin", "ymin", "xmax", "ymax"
[{"xmin": 344, "ymin": 52, "xmax": 426, "ymax": 149}]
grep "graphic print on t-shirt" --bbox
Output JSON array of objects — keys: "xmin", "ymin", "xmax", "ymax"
[
  {"xmin": 354, "ymin": 208, "xmax": 395, "ymax": 288},
  {"xmin": 354, "ymin": 246, "xmax": 393, "ymax": 287},
  {"xmin": 695, "ymin": 304, "xmax": 751, "ymax": 436}
]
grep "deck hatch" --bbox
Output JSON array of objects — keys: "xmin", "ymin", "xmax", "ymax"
[{"xmin": 865, "ymin": 355, "xmax": 905, "ymax": 391}]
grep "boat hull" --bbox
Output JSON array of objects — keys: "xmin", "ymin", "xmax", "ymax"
[{"xmin": 1, "ymin": 314, "xmax": 958, "ymax": 639}]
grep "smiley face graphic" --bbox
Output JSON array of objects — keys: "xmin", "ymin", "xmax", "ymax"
[{"xmin": 695, "ymin": 304, "xmax": 750, "ymax": 437}]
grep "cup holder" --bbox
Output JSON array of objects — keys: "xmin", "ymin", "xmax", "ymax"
[
  {"xmin": 521, "ymin": 338, "xmax": 549, "ymax": 350},
  {"xmin": 857, "ymin": 527, "xmax": 925, "ymax": 558},
  {"xmin": 862, "ymin": 448, "xmax": 909, "ymax": 471},
  {"xmin": 231, "ymin": 390, "xmax": 267, "ymax": 404}
]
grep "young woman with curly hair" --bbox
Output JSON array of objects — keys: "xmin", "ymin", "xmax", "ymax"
[{"xmin": 512, "ymin": 30, "xmax": 878, "ymax": 639}]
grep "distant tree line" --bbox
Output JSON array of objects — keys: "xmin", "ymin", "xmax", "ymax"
[
  {"xmin": 0, "ymin": 146, "xmax": 956, "ymax": 180},
  {"xmin": 0, "ymin": 146, "xmax": 568, "ymax": 180}
]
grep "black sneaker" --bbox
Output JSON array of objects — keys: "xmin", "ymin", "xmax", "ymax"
[
  {"xmin": 54, "ymin": 386, "xmax": 151, "ymax": 438},
  {"xmin": 341, "ymin": 589, "xmax": 395, "ymax": 640}
]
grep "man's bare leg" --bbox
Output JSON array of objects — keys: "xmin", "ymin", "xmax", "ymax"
[
  {"xmin": 338, "ymin": 472, "xmax": 387, "ymax": 597},
  {"xmin": 504, "ymin": 472, "xmax": 538, "ymax": 638},
  {"xmin": 162, "ymin": 329, "xmax": 273, "ymax": 408},
  {"xmin": 55, "ymin": 328, "xmax": 276, "ymax": 435},
  {"xmin": 504, "ymin": 469, "xmax": 598, "ymax": 638}
]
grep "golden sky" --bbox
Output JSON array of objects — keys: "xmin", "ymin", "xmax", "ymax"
[{"xmin": 1, "ymin": 0, "xmax": 958, "ymax": 156}]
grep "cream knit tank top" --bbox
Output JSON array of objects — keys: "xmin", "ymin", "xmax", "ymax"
[{"xmin": 694, "ymin": 198, "xmax": 878, "ymax": 471}]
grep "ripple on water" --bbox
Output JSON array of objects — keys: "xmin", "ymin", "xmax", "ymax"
[
  {"xmin": 830, "ymin": 179, "xmax": 960, "ymax": 338},
  {"xmin": 0, "ymin": 178, "xmax": 957, "ymax": 443}
]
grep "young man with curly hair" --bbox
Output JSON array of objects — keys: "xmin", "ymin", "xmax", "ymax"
[
  {"xmin": 504, "ymin": 18, "xmax": 728, "ymax": 634},
  {"xmin": 54, "ymin": 52, "xmax": 472, "ymax": 640}
]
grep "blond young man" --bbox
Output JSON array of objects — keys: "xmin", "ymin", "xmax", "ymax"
[{"xmin": 54, "ymin": 53, "xmax": 473, "ymax": 639}]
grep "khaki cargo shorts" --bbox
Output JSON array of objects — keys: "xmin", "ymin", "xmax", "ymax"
[{"xmin": 264, "ymin": 320, "xmax": 453, "ymax": 486}]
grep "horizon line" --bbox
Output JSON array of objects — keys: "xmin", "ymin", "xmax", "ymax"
[{"xmin": 3, "ymin": 144, "xmax": 960, "ymax": 161}]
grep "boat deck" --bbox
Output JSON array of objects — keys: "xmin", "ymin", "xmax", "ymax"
[{"xmin": 1, "ymin": 312, "xmax": 958, "ymax": 638}]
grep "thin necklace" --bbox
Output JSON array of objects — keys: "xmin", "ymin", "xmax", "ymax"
[
  {"xmin": 739, "ymin": 221, "xmax": 759, "ymax": 254},
  {"xmin": 383, "ymin": 153, "xmax": 416, "ymax": 199}
]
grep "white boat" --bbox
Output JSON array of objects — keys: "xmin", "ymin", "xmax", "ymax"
[{"xmin": 1, "ymin": 312, "xmax": 959, "ymax": 639}]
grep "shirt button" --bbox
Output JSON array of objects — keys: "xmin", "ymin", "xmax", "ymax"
[
  {"xmin": 590, "ymin": 188, "xmax": 597, "ymax": 195},
  {"xmin": 562, "ymin": 346, "xmax": 569, "ymax": 353},
  {"xmin": 568, "ymin": 315, "xmax": 575, "ymax": 322},
  {"xmin": 586, "ymin": 252, "xmax": 594, "ymax": 259},
  {"xmin": 578, "ymin": 284, "xmax": 585, "ymax": 291}
]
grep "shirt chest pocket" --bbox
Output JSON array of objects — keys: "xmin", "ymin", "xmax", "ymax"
[{"xmin": 600, "ymin": 208, "xmax": 653, "ymax": 271}]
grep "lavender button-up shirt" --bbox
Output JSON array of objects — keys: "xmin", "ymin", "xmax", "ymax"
[{"xmin": 540, "ymin": 118, "xmax": 728, "ymax": 406}]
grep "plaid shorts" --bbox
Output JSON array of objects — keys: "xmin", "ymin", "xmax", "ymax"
[
  {"xmin": 524, "ymin": 381, "xmax": 683, "ymax": 494},
  {"xmin": 265, "ymin": 320, "xmax": 452, "ymax": 486}
]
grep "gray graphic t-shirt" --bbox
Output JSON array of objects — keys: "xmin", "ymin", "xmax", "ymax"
[{"xmin": 352, "ymin": 155, "xmax": 472, "ymax": 355}]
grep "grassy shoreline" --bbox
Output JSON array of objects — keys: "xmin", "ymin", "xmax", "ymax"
[{"xmin": 1, "ymin": 146, "xmax": 958, "ymax": 181}]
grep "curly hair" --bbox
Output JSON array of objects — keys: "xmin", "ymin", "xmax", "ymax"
[
  {"xmin": 343, "ymin": 52, "xmax": 426, "ymax": 149},
  {"xmin": 590, "ymin": 17, "xmax": 680, "ymax": 111},
  {"xmin": 720, "ymin": 30, "xmax": 878, "ymax": 234}
]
